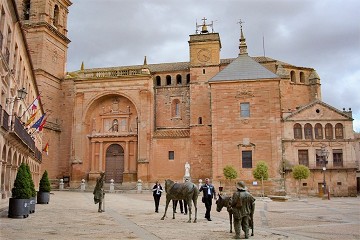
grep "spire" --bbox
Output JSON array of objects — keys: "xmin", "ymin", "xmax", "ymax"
[
  {"xmin": 238, "ymin": 19, "xmax": 248, "ymax": 55},
  {"xmin": 80, "ymin": 61, "xmax": 84, "ymax": 71},
  {"xmin": 143, "ymin": 56, "xmax": 147, "ymax": 66}
]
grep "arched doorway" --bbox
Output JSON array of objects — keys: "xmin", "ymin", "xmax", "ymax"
[{"xmin": 105, "ymin": 144, "xmax": 124, "ymax": 183}]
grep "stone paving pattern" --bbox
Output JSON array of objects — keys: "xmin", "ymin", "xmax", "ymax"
[{"xmin": 0, "ymin": 191, "xmax": 359, "ymax": 240}]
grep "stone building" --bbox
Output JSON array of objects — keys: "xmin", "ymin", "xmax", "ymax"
[
  {"xmin": 0, "ymin": 0, "xmax": 44, "ymax": 198},
  {"xmin": 6, "ymin": 0, "xmax": 358, "ymax": 196}
]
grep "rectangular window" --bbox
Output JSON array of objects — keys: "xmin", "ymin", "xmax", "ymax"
[
  {"xmin": 333, "ymin": 149, "xmax": 343, "ymax": 167},
  {"xmin": 240, "ymin": 102, "xmax": 250, "ymax": 118},
  {"xmin": 168, "ymin": 151, "xmax": 174, "ymax": 160},
  {"xmin": 315, "ymin": 149, "xmax": 322, "ymax": 167},
  {"xmin": 242, "ymin": 151, "xmax": 252, "ymax": 168},
  {"xmin": 298, "ymin": 150, "xmax": 309, "ymax": 166}
]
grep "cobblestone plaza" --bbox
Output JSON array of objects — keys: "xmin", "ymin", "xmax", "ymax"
[{"xmin": 1, "ymin": 191, "xmax": 359, "ymax": 240}]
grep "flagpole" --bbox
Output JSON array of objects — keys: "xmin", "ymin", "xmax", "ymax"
[{"xmin": 21, "ymin": 95, "xmax": 40, "ymax": 118}]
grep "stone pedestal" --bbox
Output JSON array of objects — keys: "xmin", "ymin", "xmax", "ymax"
[
  {"xmin": 59, "ymin": 179, "xmax": 64, "ymax": 190},
  {"xmin": 109, "ymin": 179, "xmax": 115, "ymax": 193},
  {"xmin": 80, "ymin": 179, "xmax": 86, "ymax": 191}
]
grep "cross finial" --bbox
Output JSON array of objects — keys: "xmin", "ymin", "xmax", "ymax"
[
  {"xmin": 237, "ymin": 19, "xmax": 245, "ymax": 30},
  {"xmin": 202, "ymin": 17, "xmax": 207, "ymax": 25}
]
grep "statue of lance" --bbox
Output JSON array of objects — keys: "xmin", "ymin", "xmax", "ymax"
[{"xmin": 93, "ymin": 172, "xmax": 105, "ymax": 212}]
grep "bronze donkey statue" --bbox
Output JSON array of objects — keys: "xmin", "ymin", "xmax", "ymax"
[
  {"xmin": 216, "ymin": 193, "xmax": 254, "ymax": 236},
  {"xmin": 161, "ymin": 179, "xmax": 199, "ymax": 223}
]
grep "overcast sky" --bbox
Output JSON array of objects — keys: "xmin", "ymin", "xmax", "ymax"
[{"xmin": 67, "ymin": 0, "xmax": 360, "ymax": 132}]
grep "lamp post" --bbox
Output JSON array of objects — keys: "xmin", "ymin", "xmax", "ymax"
[{"xmin": 320, "ymin": 146, "xmax": 329, "ymax": 199}]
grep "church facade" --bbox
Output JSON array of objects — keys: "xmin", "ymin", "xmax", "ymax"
[{"xmin": 6, "ymin": 0, "xmax": 357, "ymax": 197}]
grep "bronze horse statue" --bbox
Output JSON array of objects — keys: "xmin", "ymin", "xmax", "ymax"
[
  {"xmin": 216, "ymin": 194, "xmax": 254, "ymax": 236},
  {"xmin": 161, "ymin": 179, "xmax": 199, "ymax": 223},
  {"xmin": 216, "ymin": 194, "xmax": 234, "ymax": 233}
]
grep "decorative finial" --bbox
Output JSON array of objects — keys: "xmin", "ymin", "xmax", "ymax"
[
  {"xmin": 80, "ymin": 61, "xmax": 84, "ymax": 71},
  {"xmin": 143, "ymin": 56, "xmax": 147, "ymax": 65},
  {"xmin": 196, "ymin": 17, "xmax": 214, "ymax": 34},
  {"xmin": 237, "ymin": 19, "xmax": 248, "ymax": 55}
]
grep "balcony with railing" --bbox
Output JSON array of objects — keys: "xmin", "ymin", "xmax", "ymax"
[
  {"xmin": 0, "ymin": 106, "xmax": 10, "ymax": 131},
  {"xmin": 0, "ymin": 106, "xmax": 42, "ymax": 161},
  {"xmin": 13, "ymin": 116, "xmax": 35, "ymax": 152}
]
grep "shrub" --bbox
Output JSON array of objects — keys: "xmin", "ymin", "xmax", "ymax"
[
  {"xmin": 39, "ymin": 170, "xmax": 51, "ymax": 192},
  {"xmin": 25, "ymin": 164, "xmax": 36, "ymax": 197},
  {"xmin": 223, "ymin": 165, "xmax": 238, "ymax": 180},
  {"xmin": 11, "ymin": 163, "xmax": 32, "ymax": 199}
]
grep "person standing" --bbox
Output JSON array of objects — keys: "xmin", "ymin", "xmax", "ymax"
[
  {"xmin": 199, "ymin": 178, "xmax": 216, "ymax": 221},
  {"xmin": 231, "ymin": 181, "xmax": 255, "ymax": 239},
  {"xmin": 152, "ymin": 181, "xmax": 163, "ymax": 213}
]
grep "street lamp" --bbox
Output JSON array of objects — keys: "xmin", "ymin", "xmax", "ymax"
[
  {"xmin": 6, "ymin": 87, "xmax": 28, "ymax": 104},
  {"xmin": 320, "ymin": 146, "xmax": 329, "ymax": 199}
]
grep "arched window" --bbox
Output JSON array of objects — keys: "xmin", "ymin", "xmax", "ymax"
[
  {"xmin": 300, "ymin": 72, "xmax": 305, "ymax": 83},
  {"xmin": 314, "ymin": 123, "xmax": 323, "ymax": 139},
  {"xmin": 290, "ymin": 71, "xmax": 296, "ymax": 83},
  {"xmin": 293, "ymin": 123, "xmax": 302, "ymax": 139},
  {"xmin": 186, "ymin": 74, "xmax": 190, "ymax": 84},
  {"xmin": 166, "ymin": 75, "xmax": 171, "ymax": 85},
  {"xmin": 24, "ymin": 0, "xmax": 31, "ymax": 20},
  {"xmin": 172, "ymin": 99, "xmax": 180, "ymax": 117},
  {"xmin": 53, "ymin": 5, "xmax": 59, "ymax": 26},
  {"xmin": 325, "ymin": 123, "xmax": 333, "ymax": 139},
  {"xmin": 155, "ymin": 76, "xmax": 161, "ymax": 86},
  {"xmin": 304, "ymin": 123, "xmax": 313, "ymax": 139},
  {"xmin": 335, "ymin": 123, "xmax": 344, "ymax": 139},
  {"xmin": 176, "ymin": 74, "xmax": 182, "ymax": 85},
  {"xmin": 198, "ymin": 117, "xmax": 202, "ymax": 124}
]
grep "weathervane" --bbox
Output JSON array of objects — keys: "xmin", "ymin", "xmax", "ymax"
[{"xmin": 196, "ymin": 17, "xmax": 214, "ymax": 34}]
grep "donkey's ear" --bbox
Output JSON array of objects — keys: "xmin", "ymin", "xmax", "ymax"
[{"xmin": 218, "ymin": 193, "xmax": 222, "ymax": 199}]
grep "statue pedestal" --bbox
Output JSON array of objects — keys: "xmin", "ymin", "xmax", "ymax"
[{"xmin": 183, "ymin": 176, "xmax": 191, "ymax": 182}]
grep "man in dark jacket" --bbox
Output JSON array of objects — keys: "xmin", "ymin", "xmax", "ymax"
[
  {"xmin": 231, "ymin": 181, "xmax": 255, "ymax": 239},
  {"xmin": 199, "ymin": 178, "xmax": 217, "ymax": 221},
  {"xmin": 152, "ymin": 181, "xmax": 163, "ymax": 213}
]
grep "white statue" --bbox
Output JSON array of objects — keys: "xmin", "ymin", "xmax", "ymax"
[{"xmin": 184, "ymin": 162, "xmax": 190, "ymax": 177}]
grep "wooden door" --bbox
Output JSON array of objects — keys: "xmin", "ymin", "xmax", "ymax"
[{"xmin": 105, "ymin": 144, "xmax": 124, "ymax": 183}]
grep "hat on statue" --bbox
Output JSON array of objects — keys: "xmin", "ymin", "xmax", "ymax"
[{"xmin": 236, "ymin": 181, "xmax": 247, "ymax": 190}]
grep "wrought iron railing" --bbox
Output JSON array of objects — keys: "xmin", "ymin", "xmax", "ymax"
[
  {"xmin": 13, "ymin": 116, "xmax": 35, "ymax": 152},
  {"xmin": 1, "ymin": 108, "xmax": 9, "ymax": 131}
]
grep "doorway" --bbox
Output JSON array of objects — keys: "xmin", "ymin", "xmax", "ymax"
[{"xmin": 105, "ymin": 144, "xmax": 124, "ymax": 183}]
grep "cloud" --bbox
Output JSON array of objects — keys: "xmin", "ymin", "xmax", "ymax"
[{"xmin": 67, "ymin": 0, "xmax": 360, "ymax": 132}]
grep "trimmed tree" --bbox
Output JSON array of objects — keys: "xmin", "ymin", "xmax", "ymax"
[
  {"xmin": 253, "ymin": 161, "xmax": 269, "ymax": 197},
  {"xmin": 25, "ymin": 164, "xmax": 36, "ymax": 213},
  {"xmin": 223, "ymin": 165, "xmax": 238, "ymax": 191},
  {"xmin": 25, "ymin": 164, "xmax": 36, "ymax": 198},
  {"xmin": 11, "ymin": 163, "xmax": 32, "ymax": 199},
  {"xmin": 37, "ymin": 170, "xmax": 51, "ymax": 204},
  {"xmin": 292, "ymin": 164, "xmax": 310, "ymax": 198},
  {"xmin": 39, "ymin": 170, "xmax": 51, "ymax": 192}
]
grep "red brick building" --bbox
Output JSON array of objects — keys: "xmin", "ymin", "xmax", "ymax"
[{"xmin": 12, "ymin": 1, "xmax": 357, "ymax": 196}]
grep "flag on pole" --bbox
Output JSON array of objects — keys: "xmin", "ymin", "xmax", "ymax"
[
  {"xmin": 38, "ymin": 116, "xmax": 48, "ymax": 131},
  {"xmin": 25, "ymin": 109, "xmax": 39, "ymax": 126},
  {"xmin": 31, "ymin": 96, "xmax": 40, "ymax": 111},
  {"xmin": 42, "ymin": 142, "xmax": 49, "ymax": 155},
  {"xmin": 31, "ymin": 113, "xmax": 46, "ymax": 129},
  {"xmin": 21, "ymin": 95, "xmax": 41, "ymax": 118}
]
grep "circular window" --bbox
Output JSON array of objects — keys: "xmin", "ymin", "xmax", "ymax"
[{"xmin": 316, "ymin": 109, "xmax": 320, "ymax": 113}]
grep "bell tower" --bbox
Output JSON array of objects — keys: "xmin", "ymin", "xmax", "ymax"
[
  {"xmin": 16, "ymin": 0, "xmax": 72, "ymax": 178},
  {"xmin": 189, "ymin": 18, "xmax": 221, "ymax": 67},
  {"xmin": 188, "ymin": 18, "xmax": 221, "ymax": 180}
]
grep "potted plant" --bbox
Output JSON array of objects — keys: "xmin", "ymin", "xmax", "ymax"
[
  {"xmin": 8, "ymin": 163, "xmax": 32, "ymax": 218},
  {"xmin": 37, "ymin": 170, "xmax": 51, "ymax": 204},
  {"xmin": 25, "ymin": 164, "xmax": 37, "ymax": 213}
]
